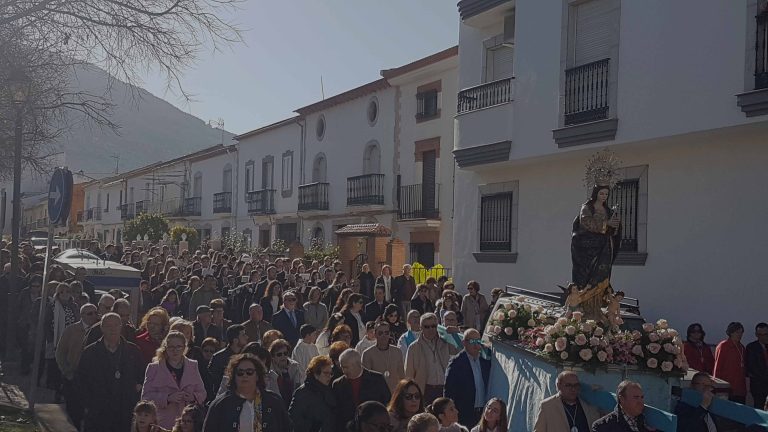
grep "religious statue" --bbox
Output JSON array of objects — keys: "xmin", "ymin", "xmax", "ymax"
[
  {"xmin": 570, "ymin": 150, "xmax": 623, "ymax": 321},
  {"xmin": 563, "ymin": 283, "xmax": 583, "ymax": 315},
  {"xmin": 605, "ymin": 290, "xmax": 624, "ymax": 326}
]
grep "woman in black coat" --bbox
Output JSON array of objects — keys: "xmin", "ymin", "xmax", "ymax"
[
  {"xmin": 339, "ymin": 293, "xmax": 366, "ymax": 347},
  {"xmin": 288, "ymin": 355, "xmax": 337, "ymax": 432},
  {"xmin": 203, "ymin": 353, "xmax": 292, "ymax": 432},
  {"xmin": 356, "ymin": 264, "xmax": 376, "ymax": 302}
]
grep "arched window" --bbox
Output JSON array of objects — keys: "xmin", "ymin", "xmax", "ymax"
[
  {"xmin": 363, "ymin": 141, "xmax": 381, "ymax": 174},
  {"xmin": 312, "ymin": 153, "xmax": 327, "ymax": 183},
  {"xmin": 312, "ymin": 224, "xmax": 325, "ymax": 244}
]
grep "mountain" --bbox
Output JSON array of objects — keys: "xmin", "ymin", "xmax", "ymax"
[{"xmin": 58, "ymin": 65, "xmax": 233, "ymax": 175}]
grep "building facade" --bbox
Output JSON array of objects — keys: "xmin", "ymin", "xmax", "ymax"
[{"xmin": 452, "ymin": 0, "xmax": 768, "ymax": 334}]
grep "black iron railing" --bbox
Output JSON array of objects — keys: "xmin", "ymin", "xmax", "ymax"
[
  {"xmin": 480, "ymin": 192, "xmax": 513, "ymax": 251},
  {"xmin": 609, "ymin": 179, "xmax": 640, "ymax": 252},
  {"xmin": 135, "ymin": 200, "xmax": 148, "ymax": 215},
  {"xmin": 247, "ymin": 189, "xmax": 276, "ymax": 214},
  {"xmin": 564, "ymin": 58, "xmax": 610, "ymax": 126},
  {"xmin": 756, "ymin": 11, "xmax": 768, "ymax": 89},
  {"xmin": 398, "ymin": 183, "xmax": 440, "ymax": 220},
  {"xmin": 120, "ymin": 203, "xmax": 135, "ymax": 220},
  {"xmin": 458, "ymin": 77, "xmax": 513, "ymax": 114},
  {"xmin": 183, "ymin": 197, "xmax": 202, "ymax": 216},
  {"xmin": 347, "ymin": 174, "xmax": 385, "ymax": 206},
  {"xmin": 86, "ymin": 207, "xmax": 101, "ymax": 221},
  {"xmin": 298, "ymin": 182, "xmax": 329, "ymax": 211},
  {"xmin": 86, "ymin": 208, "xmax": 93, "ymax": 221},
  {"xmin": 213, "ymin": 192, "xmax": 232, "ymax": 213}
]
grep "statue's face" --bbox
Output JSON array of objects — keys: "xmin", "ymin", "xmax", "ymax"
[{"xmin": 597, "ymin": 189, "xmax": 610, "ymax": 203}]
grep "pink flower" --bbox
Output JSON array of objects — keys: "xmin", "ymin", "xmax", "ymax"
[
  {"xmin": 504, "ymin": 303, "xmax": 513, "ymax": 310},
  {"xmin": 544, "ymin": 343, "xmax": 554, "ymax": 353},
  {"xmin": 494, "ymin": 311, "xmax": 506, "ymax": 321},
  {"xmin": 597, "ymin": 351, "xmax": 608, "ymax": 362},
  {"xmin": 565, "ymin": 326, "xmax": 577, "ymax": 336},
  {"xmin": 668, "ymin": 329, "xmax": 679, "ymax": 338},
  {"xmin": 557, "ymin": 317, "xmax": 568, "ymax": 326},
  {"xmin": 575, "ymin": 334, "xmax": 587, "ymax": 346},
  {"xmin": 594, "ymin": 327, "xmax": 605, "ymax": 337},
  {"xmin": 493, "ymin": 326, "xmax": 502, "ymax": 335},
  {"xmin": 508, "ymin": 309, "xmax": 517, "ymax": 318},
  {"xmin": 661, "ymin": 361, "xmax": 673, "ymax": 372},
  {"xmin": 642, "ymin": 323, "xmax": 655, "ymax": 333},
  {"xmin": 560, "ymin": 351, "xmax": 569, "ymax": 360},
  {"xmin": 523, "ymin": 304, "xmax": 532, "ymax": 312},
  {"xmin": 555, "ymin": 337, "xmax": 568, "ymax": 352},
  {"xmin": 647, "ymin": 343, "xmax": 662, "ymax": 354},
  {"xmin": 579, "ymin": 349, "xmax": 593, "ymax": 361},
  {"xmin": 527, "ymin": 319, "xmax": 537, "ymax": 327},
  {"xmin": 590, "ymin": 337, "xmax": 601, "ymax": 347},
  {"xmin": 536, "ymin": 338, "xmax": 545, "ymax": 347},
  {"xmin": 647, "ymin": 358, "xmax": 658, "ymax": 368},
  {"xmin": 572, "ymin": 311, "xmax": 584, "ymax": 321},
  {"xmin": 504, "ymin": 327, "xmax": 514, "ymax": 336},
  {"xmin": 631, "ymin": 330, "xmax": 643, "ymax": 340},
  {"xmin": 632, "ymin": 345, "xmax": 644, "ymax": 356},
  {"xmin": 580, "ymin": 323, "xmax": 593, "ymax": 333},
  {"xmin": 663, "ymin": 343, "xmax": 675, "ymax": 354},
  {"xmin": 648, "ymin": 333, "xmax": 660, "ymax": 342}
]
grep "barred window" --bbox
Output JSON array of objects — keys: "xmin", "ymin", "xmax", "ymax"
[
  {"xmin": 416, "ymin": 90, "xmax": 439, "ymax": 119},
  {"xmin": 609, "ymin": 179, "xmax": 639, "ymax": 252},
  {"xmin": 480, "ymin": 192, "xmax": 513, "ymax": 251}
]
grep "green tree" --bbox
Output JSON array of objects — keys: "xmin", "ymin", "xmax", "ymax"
[
  {"xmin": 124, "ymin": 213, "xmax": 169, "ymax": 243},
  {"xmin": 170, "ymin": 225, "xmax": 199, "ymax": 250}
]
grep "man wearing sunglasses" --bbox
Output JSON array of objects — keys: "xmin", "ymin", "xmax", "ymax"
[
  {"xmin": 272, "ymin": 291, "xmax": 305, "ymax": 346},
  {"xmin": 445, "ymin": 328, "xmax": 491, "ymax": 427},
  {"xmin": 55, "ymin": 303, "xmax": 99, "ymax": 430},
  {"xmin": 405, "ymin": 312, "xmax": 459, "ymax": 404},
  {"xmin": 534, "ymin": 371, "xmax": 601, "ymax": 432}
]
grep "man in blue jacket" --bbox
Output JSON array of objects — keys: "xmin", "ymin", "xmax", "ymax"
[
  {"xmin": 444, "ymin": 328, "xmax": 490, "ymax": 428},
  {"xmin": 272, "ymin": 290, "xmax": 305, "ymax": 346}
]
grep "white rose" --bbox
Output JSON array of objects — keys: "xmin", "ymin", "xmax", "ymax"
[
  {"xmin": 527, "ymin": 319, "xmax": 536, "ymax": 327},
  {"xmin": 648, "ymin": 333, "xmax": 659, "ymax": 342},
  {"xmin": 647, "ymin": 343, "xmax": 662, "ymax": 354},
  {"xmin": 579, "ymin": 349, "xmax": 593, "ymax": 361},
  {"xmin": 560, "ymin": 351, "xmax": 569, "ymax": 360},
  {"xmin": 523, "ymin": 303, "xmax": 532, "ymax": 312},
  {"xmin": 572, "ymin": 311, "xmax": 584, "ymax": 322},
  {"xmin": 508, "ymin": 310, "xmax": 517, "ymax": 319},
  {"xmin": 544, "ymin": 343, "xmax": 554, "ymax": 353},
  {"xmin": 663, "ymin": 343, "xmax": 675, "ymax": 354},
  {"xmin": 504, "ymin": 303, "xmax": 513, "ymax": 310},
  {"xmin": 594, "ymin": 327, "xmax": 605, "ymax": 337},
  {"xmin": 536, "ymin": 305, "xmax": 544, "ymax": 313},
  {"xmin": 494, "ymin": 311, "xmax": 506, "ymax": 321},
  {"xmin": 555, "ymin": 337, "xmax": 568, "ymax": 352},
  {"xmin": 590, "ymin": 336, "xmax": 601, "ymax": 347},
  {"xmin": 557, "ymin": 317, "xmax": 568, "ymax": 326},
  {"xmin": 536, "ymin": 338, "xmax": 545, "ymax": 347},
  {"xmin": 580, "ymin": 323, "xmax": 593, "ymax": 333},
  {"xmin": 668, "ymin": 329, "xmax": 679, "ymax": 338},
  {"xmin": 565, "ymin": 326, "xmax": 577, "ymax": 336},
  {"xmin": 657, "ymin": 319, "xmax": 669, "ymax": 329},
  {"xmin": 575, "ymin": 334, "xmax": 588, "ymax": 346},
  {"xmin": 647, "ymin": 358, "xmax": 658, "ymax": 368},
  {"xmin": 642, "ymin": 323, "xmax": 655, "ymax": 333},
  {"xmin": 597, "ymin": 351, "xmax": 608, "ymax": 362},
  {"xmin": 493, "ymin": 326, "xmax": 502, "ymax": 335},
  {"xmin": 661, "ymin": 361, "xmax": 673, "ymax": 372},
  {"xmin": 504, "ymin": 327, "xmax": 514, "ymax": 336}
]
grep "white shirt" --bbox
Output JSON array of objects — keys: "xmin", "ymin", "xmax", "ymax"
[
  {"xmin": 292, "ymin": 340, "xmax": 319, "ymax": 372},
  {"xmin": 355, "ymin": 337, "xmax": 376, "ymax": 356},
  {"xmin": 381, "ymin": 275, "xmax": 392, "ymax": 302}
]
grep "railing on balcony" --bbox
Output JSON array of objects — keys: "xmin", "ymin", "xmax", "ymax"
[
  {"xmin": 347, "ymin": 174, "xmax": 384, "ymax": 206},
  {"xmin": 135, "ymin": 200, "xmax": 148, "ymax": 215},
  {"xmin": 564, "ymin": 58, "xmax": 610, "ymax": 126},
  {"xmin": 398, "ymin": 183, "xmax": 440, "ymax": 220},
  {"xmin": 457, "ymin": 77, "xmax": 513, "ymax": 114},
  {"xmin": 213, "ymin": 192, "xmax": 232, "ymax": 214},
  {"xmin": 298, "ymin": 182, "xmax": 329, "ymax": 211},
  {"xmin": 756, "ymin": 11, "xmax": 768, "ymax": 89},
  {"xmin": 183, "ymin": 197, "xmax": 202, "ymax": 216},
  {"xmin": 247, "ymin": 189, "xmax": 276, "ymax": 214},
  {"xmin": 120, "ymin": 203, "xmax": 135, "ymax": 220},
  {"xmin": 93, "ymin": 207, "xmax": 102, "ymax": 221}
]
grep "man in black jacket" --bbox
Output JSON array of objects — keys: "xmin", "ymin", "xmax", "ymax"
[
  {"xmin": 272, "ymin": 291, "xmax": 305, "ymax": 346},
  {"xmin": 208, "ymin": 324, "xmax": 248, "ymax": 394},
  {"xmin": 364, "ymin": 285, "xmax": 389, "ymax": 323},
  {"xmin": 746, "ymin": 322, "xmax": 768, "ymax": 409},
  {"xmin": 674, "ymin": 372, "xmax": 722, "ymax": 432},
  {"xmin": 332, "ymin": 348, "xmax": 391, "ymax": 431},
  {"xmin": 76, "ymin": 313, "xmax": 143, "ymax": 432},
  {"xmin": 444, "ymin": 329, "xmax": 490, "ymax": 428},
  {"xmin": 592, "ymin": 380, "xmax": 651, "ymax": 432}
]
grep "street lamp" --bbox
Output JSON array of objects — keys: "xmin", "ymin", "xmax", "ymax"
[{"xmin": 5, "ymin": 66, "xmax": 31, "ymax": 361}]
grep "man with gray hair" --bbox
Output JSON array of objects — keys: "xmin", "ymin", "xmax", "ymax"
[
  {"xmin": 332, "ymin": 348, "xmax": 391, "ymax": 432},
  {"xmin": 405, "ymin": 312, "xmax": 459, "ymax": 404},
  {"xmin": 445, "ymin": 328, "xmax": 491, "ymax": 427},
  {"xmin": 592, "ymin": 380, "xmax": 650, "ymax": 432},
  {"xmin": 533, "ymin": 370, "xmax": 600, "ymax": 432}
]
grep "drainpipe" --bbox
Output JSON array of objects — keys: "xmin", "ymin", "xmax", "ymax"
[
  {"xmin": 230, "ymin": 144, "xmax": 239, "ymax": 232},
  {"xmin": 295, "ymin": 118, "xmax": 306, "ymax": 244}
]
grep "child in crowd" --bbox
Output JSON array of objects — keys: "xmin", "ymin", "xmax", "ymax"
[
  {"xmin": 426, "ymin": 397, "xmax": 468, "ymax": 432},
  {"xmin": 160, "ymin": 289, "xmax": 180, "ymax": 316},
  {"xmin": 355, "ymin": 321, "xmax": 377, "ymax": 355},
  {"xmin": 292, "ymin": 324, "xmax": 320, "ymax": 372},
  {"xmin": 132, "ymin": 400, "xmax": 167, "ymax": 432}
]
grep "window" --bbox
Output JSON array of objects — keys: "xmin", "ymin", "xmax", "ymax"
[
  {"xmin": 259, "ymin": 228, "xmax": 271, "ymax": 249},
  {"xmin": 262, "ymin": 156, "xmax": 274, "ymax": 190},
  {"xmin": 245, "ymin": 160, "xmax": 255, "ymax": 198},
  {"xmin": 316, "ymin": 115, "xmax": 326, "ymax": 140},
  {"xmin": 222, "ymin": 164, "xmax": 232, "ymax": 193},
  {"xmin": 242, "ymin": 229, "xmax": 253, "ymax": 248},
  {"xmin": 756, "ymin": 7, "xmax": 768, "ymax": 89},
  {"xmin": 281, "ymin": 151, "xmax": 293, "ymax": 197},
  {"xmin": 312, "ymin": 153, "xmax": 327, "ymax": 183},
  {"xmin": 479, "ymin": 192, "xmax": 513, "ymax": 252},
  {"xmin": 311, "ymin": 225, "xmax": 325, "ymax": 244},
  {"xmin": 416, "ymin": 90, "xmax": 439, "ymax": 120},
  {"xmin": 277, "ymin": 223, "xmax": 298, "ymax": 243},
  {"xmin": 367, "ymin": 97, "xmax": 378, "ymax": 126},
  {"xmin": 363, "ymin": 142, "xmax": 381, "ymax": 174},
  {"xmin": 608, "ymin": 179, "xmax": 639, "ymax": 252},
  {"xmin": 410, "ymin": 243, "xmax": 435, "ymax": 268},
  {"xmin": 104, "ymin": 193, "xmax": 110, "ymax": 212},
  {"xmin": 609, "ymin": 165, "xmax": 648, "ymax": 265}
]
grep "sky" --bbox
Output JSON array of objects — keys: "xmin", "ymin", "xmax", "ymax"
[{"xmin": 140, "ymin": 1, "xmax": 460, "ymax": 135}]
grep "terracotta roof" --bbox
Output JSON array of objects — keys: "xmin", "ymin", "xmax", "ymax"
[
  {"xmin": 334, "ymin": 223, "xmax": 392, "ymax": 237},
  {"xmin": 294, "ymin": 79, "xmax": 390, "ymax": 116},
  {"xmin": 233, "ymin": 116, "xmax": 301, "ymax": 141},
  {"xmin": 381, "ymin": 46, "xmax": 459, "ymax": 80}
]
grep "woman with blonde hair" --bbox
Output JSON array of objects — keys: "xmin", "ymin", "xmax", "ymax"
[
  {"xmin": 170, "ymin": 320, "xmax": 213, "ymax": 402},
  {"xmin": 141, "ymin": 331, "xmax": 206, "ymax": 429}
]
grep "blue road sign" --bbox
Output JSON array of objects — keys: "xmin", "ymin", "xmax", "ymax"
[{"xmin": 48, "ymin": 167, "xmax": 73, "ymax": 225}]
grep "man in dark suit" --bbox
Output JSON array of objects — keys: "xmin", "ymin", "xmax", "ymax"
[
  {"xmin": 444, "ymin": 328, "xmax": 490, "ymax": 428},
  {"xmin": 392, "ymin": 264, "xmax": 416, "ymax": 313},
  {"xmin": 593, "ymin": 381, "xmax": 652, "ymax": 432},
  {"xmin": 675, "ymin": 372, "xmax": 722, "ymax": 432},
  {"xmin": 332, "ymin": 349, "xmax": 391, "ymax": 432},
  {"xmin": 364, "ymin": 285, "xmax": 389, "ymax": 323},
  {"xmin": 747, "ymin": 322, "xmax": 768, "ymax": 409},
  {"xmin": 271, "ymin": 291, "xmax": 304, "ymax": 346}
]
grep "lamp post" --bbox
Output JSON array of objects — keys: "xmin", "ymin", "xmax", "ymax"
[{"xmin": 5, "ymin": 66, "xmax": 31, "ymax": 360}]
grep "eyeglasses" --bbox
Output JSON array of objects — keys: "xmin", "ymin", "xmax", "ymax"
[
  {"xmin": 236, "ymin": 368, "xmax": 256, "ymax": 377},
  {"xmin": 562, "ymin": 383, "xmax": 581, "ymax": 389},
  {"xmin": 422, "ymin": 324, "xmax": 437, "ymax": 329},
  {"xmin": 273, "ymin": 351, "xmax": 289, "ymax": 358},
  {"xmin": 403, "ymin": 392, "xmax": 421, "ymax": 401},
  {"xmin": 364, "ymin": 421, "xmax": 393, "ymax": 432},
  {"xmin": 467, "ymin": 338, "xmax": 483, "ymax": 345}
]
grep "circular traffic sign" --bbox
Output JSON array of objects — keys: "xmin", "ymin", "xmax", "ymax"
[{"xmin": 48, "ymin": 167, "xmax": 73, "ymax": 225}]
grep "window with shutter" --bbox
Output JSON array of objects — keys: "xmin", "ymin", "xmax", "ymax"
[
  {"xmin": 572, "ymin": 0, "xmax": 613, "ymax": 66},
  {"xmin": 486, "ymin": 45, "xmax": 515, "ymax": 81}
]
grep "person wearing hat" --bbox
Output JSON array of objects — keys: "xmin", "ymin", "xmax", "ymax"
[{"xmin": 192, "ymin": 305, "xmax": 222, "ymax": 347}]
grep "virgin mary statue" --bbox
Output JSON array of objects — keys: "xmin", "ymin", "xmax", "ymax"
[{"xmin": 570, "ymin": 150, "xmax": 622, "ymax": 320}]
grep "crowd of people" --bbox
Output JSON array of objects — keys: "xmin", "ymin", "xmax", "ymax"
[{"xmin": 0, "ymin": 239, "xmax": 767, "ymax": 432}]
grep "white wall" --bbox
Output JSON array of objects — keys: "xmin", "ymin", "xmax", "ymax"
[
  {"xmin": 452, "ymin": 128, "xmax": 768, "ymax": 336},
  {"xmin": 190, "ymin": 148, "xmax": 237, "ymax": 237}
]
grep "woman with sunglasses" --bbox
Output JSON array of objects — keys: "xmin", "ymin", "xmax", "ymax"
[
  {"xmin": 269, "ymin": 339, "xmax": 305, "ymax": 407},
  {"xmin": 141, "ymin": 331, "xmax": 206, "ymax": 429},
  {"xmin": 384, "ymin": 305, "xmax": 406, "ymax": 346},
  {"xmin": 683, "ymin": 323, "xmax": 714, "ymax": 375},
  {"xmin": 388, "ymin": 379, "xmax": 425, "ymax": 432},
  {"xmin": 203, "ymin": 353, "xmax": 291, "ymax": 432},
  {"xmin": 288, "ymin": 355, "xmax": 337, "ymax": 432},
  {"xmin": 470, "ymin": 399, "xmax": 507, "ymax": 432}
]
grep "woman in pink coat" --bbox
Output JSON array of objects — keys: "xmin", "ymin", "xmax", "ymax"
[{"xmin": 141, "ymin": 331, "xmax": 206, "ymax": 429}]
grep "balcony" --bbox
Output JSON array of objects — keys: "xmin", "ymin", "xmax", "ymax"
[
  {"xmin": 737, "ymin": 10, "xmax": 768, "ymax": 117},
  {"xmin": 135, "ymin": 200, "xmax": 148, "ymax": 215},
  {"xmin": 182, "ymin": 197, "xmax": 201, "ymax": 217},
  {"xmin": 457, "ymin": 77, "xmax": 513, "ymax": 114},
  {"xmin": 86, "ymin": 207, "xmax": 102, "ymax": 221},
  {"xmin": 398, "ymin": 183, "xmax": 440, "ymax": 221},
  {"xmin": 347, "ymin": 174, "xmax": 384, "ymax": 206},
  {"xmin": 247, "ymin": 189, "xmax": 276, "ymax": 214},
  {"xmin": 298, "ymin": 182, "xmax": 329, "ymax": 211},
  {"xmin": 120, "ymin": 203, "xmax": 135, "ymax": 220},
  {"xmin": 213, "ymin": 192, "xmax": 232, "ymax": 214},
  {"xmin": 563, "ymin": 58, "xmax": 611, "ymax": 126}
]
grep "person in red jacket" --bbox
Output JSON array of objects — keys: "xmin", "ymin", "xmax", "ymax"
[
  {"xmin": 683, "ymin": 323, "xmax": 715, "ymax": 374},
  {"xmin": 714, "ymin": 322, "xmax": 747, "ymax": 403},
  {"xmin": 134, "ymin": 307, "xmax": 170, "ymax": 367}
]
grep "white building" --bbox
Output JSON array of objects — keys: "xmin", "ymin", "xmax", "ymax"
[{"xmin": 452, "ymin": 0, "xmax": 768, "ymax": 334}]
